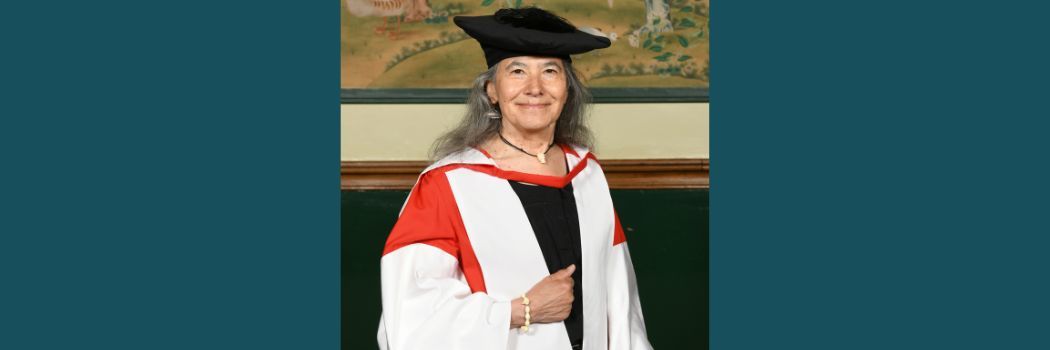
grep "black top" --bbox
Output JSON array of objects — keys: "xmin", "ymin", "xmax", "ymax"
[{"xmin": 508, "ymin": 180, "xmax": 584, "ymax": 346}]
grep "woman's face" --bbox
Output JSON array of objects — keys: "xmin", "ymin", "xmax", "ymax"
[{"xmin": 486, "ymin": 56, "xmax": 568, "ymax": 133}]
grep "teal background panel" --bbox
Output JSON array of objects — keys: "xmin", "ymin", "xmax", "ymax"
[
  {"xmin": 1, "ymin": 0, "xmax": 339, "ymax": 348},
  {"xmin": 342, "ymin": 189, "xmax": 709, "ymax": 349},
  {"xmin": 712, "ymin": 0, "xmax": 1050, "ymax": 348}
]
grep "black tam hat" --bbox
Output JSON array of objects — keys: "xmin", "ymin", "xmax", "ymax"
[{"xmin": 454, "ymin": 7, "xmax": 612, "ymax": 68}]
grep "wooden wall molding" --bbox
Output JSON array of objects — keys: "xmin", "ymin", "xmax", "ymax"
[{"xmin": 341, "ymin": 158, "xmax": 709, "ymax": 190}]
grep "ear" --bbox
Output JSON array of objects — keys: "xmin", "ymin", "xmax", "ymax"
[{"xmin": 485, "ymin": 79, "xmax": 498, "ymax": 105}]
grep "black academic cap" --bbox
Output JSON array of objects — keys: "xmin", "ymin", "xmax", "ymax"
[{"xmin": 454, "ymin": 7, "xmax": 612, "ymax": 68}]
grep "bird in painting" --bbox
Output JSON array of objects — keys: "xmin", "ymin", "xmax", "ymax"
[{"xmin": 346, "ymin": 0, "xmax": 432, "ymax": 39}]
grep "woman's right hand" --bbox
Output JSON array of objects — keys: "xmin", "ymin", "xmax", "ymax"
[{"xmin": 511, "ymin": 264, "xmax": 576, "ymax": 327}]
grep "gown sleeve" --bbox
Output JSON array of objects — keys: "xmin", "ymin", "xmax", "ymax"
[
  {"xmin": 377, "ymin": 170, "xmax": 512, "ymax": 350},
  {"xmin": 607, "ymin": 212, "xmax": 654, "ymax": 350}
]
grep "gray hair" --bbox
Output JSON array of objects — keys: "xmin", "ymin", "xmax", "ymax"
[{"xmin": 429, "ymin": 59, "xmax": 594, "ymax": 161}]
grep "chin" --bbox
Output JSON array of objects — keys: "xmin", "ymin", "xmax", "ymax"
[{"xmin": 507, "ymin": 114, "xmax": 558, "ymax": 130}]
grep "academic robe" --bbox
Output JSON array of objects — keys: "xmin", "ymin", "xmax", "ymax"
[{"xmin": 377, "ymin": 145, "xmax": 652, "ymax": 350}]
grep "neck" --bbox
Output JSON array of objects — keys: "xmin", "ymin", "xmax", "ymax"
[{"xmin": 499, "ymin": 123, "xmax": 555, "ymax": 154}]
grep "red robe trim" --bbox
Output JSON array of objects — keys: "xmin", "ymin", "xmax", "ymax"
[{"xmin": 381, "ymin": 146, "xmax": 620, "ymax": 294}]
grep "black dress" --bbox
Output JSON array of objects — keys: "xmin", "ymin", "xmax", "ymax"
[{"xmin": 508, "ymin": 180, "xmax": 584, "ymax": 348}]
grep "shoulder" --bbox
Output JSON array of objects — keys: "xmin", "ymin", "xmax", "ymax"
[
  {"xmin": 562, "ymin": 144, "xmax": 604, "ymax": 174},
  {"xmin": 562, "ymin": 144, "xmax": 599, "ymax": 162},
  {"xmin": 422, "ymin": 147, "xmax": 496, "ymax": 177}
]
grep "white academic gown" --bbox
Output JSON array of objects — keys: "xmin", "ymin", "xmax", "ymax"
[{"xmin": 377, "ymin": 145, "xmax": 652, "ymax": 350}]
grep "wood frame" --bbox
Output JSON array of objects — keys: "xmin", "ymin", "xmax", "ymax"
[
  {"xmin": 341, "ymin": 158, "xmax": 709, "ymax": 190},
  {"xmin": 341, "ymin": 88, "xmax": 709, "ymax": 104}
]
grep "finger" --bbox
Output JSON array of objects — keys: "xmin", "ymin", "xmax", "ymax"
[{"xmin": 555, "ymin": 264, "xmax": 576, "ymax": 278}]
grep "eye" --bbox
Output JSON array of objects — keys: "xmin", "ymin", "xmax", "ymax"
[
  {"xmin": 544, "ymin": 68, "xmax": 559, "ymax": 74},
  {"xmin": 510, "ymin": 68, "xmax": 525, "ymax": 75}
]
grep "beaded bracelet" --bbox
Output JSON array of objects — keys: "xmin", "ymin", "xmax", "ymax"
[{"xmin": 519, "ymin": 294, "xmax": 531, "ymax": 333}]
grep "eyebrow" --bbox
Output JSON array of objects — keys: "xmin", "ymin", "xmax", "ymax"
[{"xmin": 505, "ymin": 60, "xmax": 564, "ymax": 70}]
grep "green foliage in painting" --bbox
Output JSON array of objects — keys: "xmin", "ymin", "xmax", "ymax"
[
  {"xmin": 385, "ymin": 31, "xmax": 470, "ymax": 71},
  {"xmin": 424, "ymin": 17, "xmax": 447, "ymax": 24},
  {"xmin": 581, "ymin": 0, "xmax": 709, "ymax": 84}
]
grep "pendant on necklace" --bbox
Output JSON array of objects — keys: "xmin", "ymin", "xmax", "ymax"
[{"xmin": 537, "ymin": 152, "xmax": 547, "ymax": 164}]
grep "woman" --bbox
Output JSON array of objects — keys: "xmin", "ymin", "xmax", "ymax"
[{"xmin": 378, "ymin": 7, "xmax": 652, "ymax": 350}]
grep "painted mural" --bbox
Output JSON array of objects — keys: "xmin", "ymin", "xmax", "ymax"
[{"xmin": 341, "ymin": 0, "xmax": 709, "ymax": 89}]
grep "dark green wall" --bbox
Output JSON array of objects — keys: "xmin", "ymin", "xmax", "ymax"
[{"xmin": 342, "ymin": 189, "xmax": 708, "ymax": 349}]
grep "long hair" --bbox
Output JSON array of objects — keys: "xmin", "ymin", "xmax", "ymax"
[{"xmin": 429, "ymin": 59, "xmax": 594, "ymax": 161}]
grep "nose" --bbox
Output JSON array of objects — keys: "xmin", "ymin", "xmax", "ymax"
[{"xmin": 523, "ymin": 74, "xmax": 543, "ymax": 97}]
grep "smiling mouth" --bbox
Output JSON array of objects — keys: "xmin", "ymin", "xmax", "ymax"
[{"xmin": 516, "ymin": 103, "xmax": 550, "ymax": 109}]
